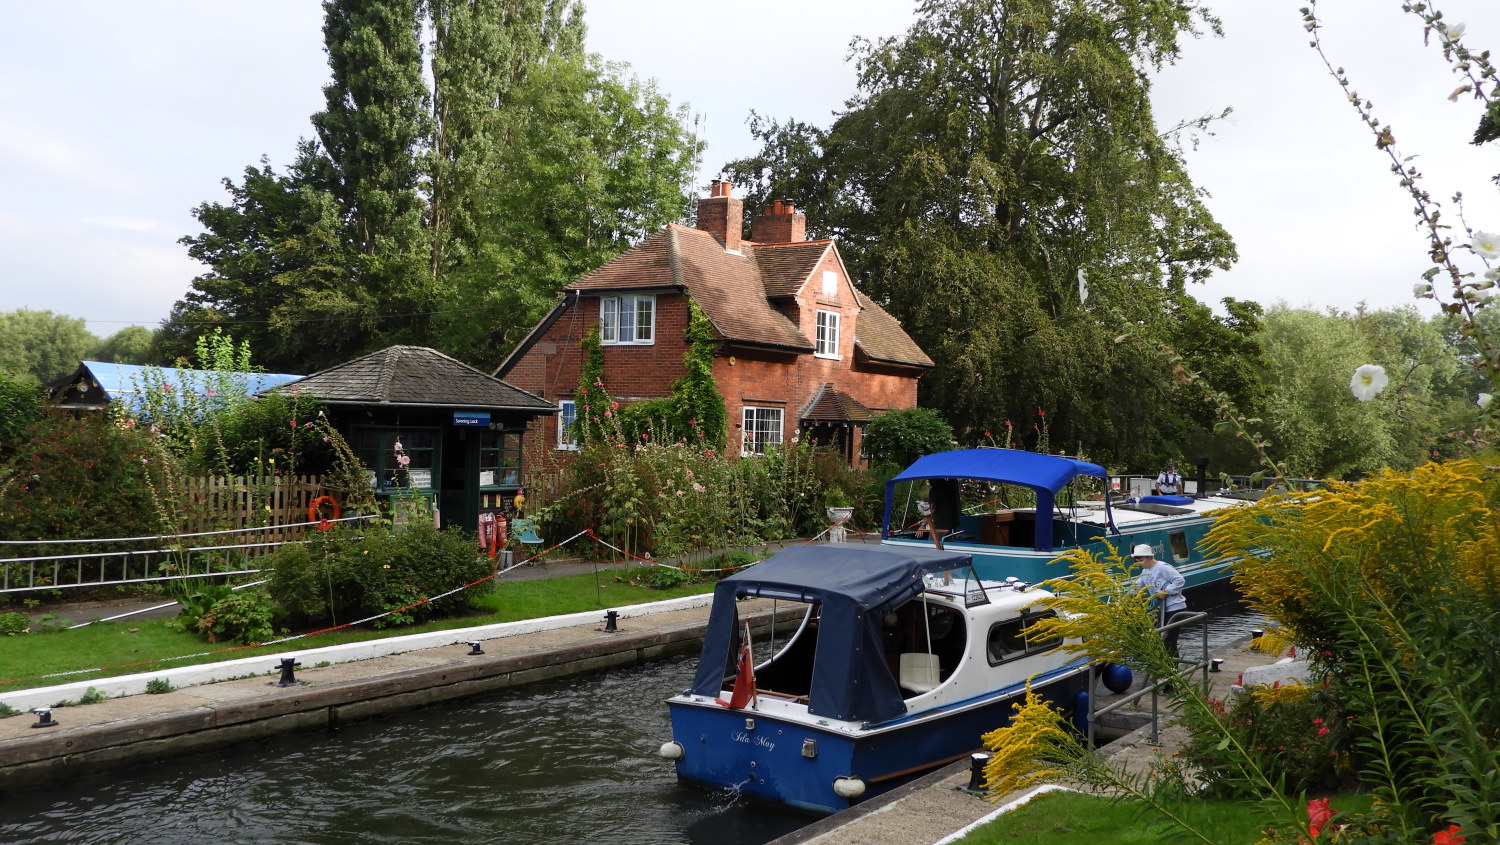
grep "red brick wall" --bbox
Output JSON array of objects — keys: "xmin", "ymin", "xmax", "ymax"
[{"xmin": 505, "ymin": 291, "xmax": 692, "ymax": 448}]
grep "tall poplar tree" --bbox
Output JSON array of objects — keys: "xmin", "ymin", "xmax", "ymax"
[
  {"xmin": 725, "ymin": 0, "xmax": 1242, "ymax": 466},
  {"xmin": 171, "ymin": 0, "xmax": 697, "ymax": 373}
]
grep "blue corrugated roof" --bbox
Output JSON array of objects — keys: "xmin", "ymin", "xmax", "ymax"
[{"xmin": 77, "ymin": 361, "xmax": 303, "ymax": 412}]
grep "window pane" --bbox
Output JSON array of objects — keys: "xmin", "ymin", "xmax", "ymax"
[
  {"xmin": 601, "ymin": 297, "xmax": 618, "ymax": 342},
  {"xmin": 558, "ymin": 400, "xmax": 578, "ymax": 449},
  {"xmin": 742, "ymin": 406, "xmax": 784, "ymax": 455},
  {"xmin": 816, "ymin": 310, "xmax": 839, "ymax": 357},
  {"xmin": 634, "ymin": 297, "xmax": 654, "ymax": 342}
]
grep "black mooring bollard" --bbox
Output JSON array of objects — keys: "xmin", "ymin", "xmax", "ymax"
[
  {"xmin": 466, "ymin": 641, "xmax": 484, "ymax": 656},
  {"xmin": 271, "ymin": 657, "xmax": 301, "ymax": 687},
  {"xmin": 31, "ymin": 707, "xmax": 58, "ymax": 729},
  {"xmin": 965, "ymin": 752, "xmax": 990, "ymax": 793},
  {"xmin": 602, "ymin": 610, "xmax": 620, "ymax": 633},
  {"xmin": 1211, "ymin": 658, "xmax": 1224, "ymax": 673}
]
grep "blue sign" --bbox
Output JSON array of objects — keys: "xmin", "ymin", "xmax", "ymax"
[{"xmin": 453, "ymin": 411, "xmax": 490, "ymax": 427}]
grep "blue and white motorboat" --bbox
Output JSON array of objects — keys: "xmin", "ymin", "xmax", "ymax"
[
  {"xmin": 881, "ymin": 449, "xmax": 1252, "ymax": 591},
  {"xmin": 661, "ymin": 542, "xmax": 1092, "ymax": 815}
]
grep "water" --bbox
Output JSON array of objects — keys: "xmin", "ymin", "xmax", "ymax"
[
  {"xmin": 0, "ymin": 595, "xmax": 1264, "ymax": 845},
  {"xmin": 0, "ymin": 656, "xmax": 808, "ymax": 845}
]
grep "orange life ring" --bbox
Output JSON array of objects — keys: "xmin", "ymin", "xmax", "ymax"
[{"xmin": 308, "ymin": 495, "xmax": 342, "ymax": 530}]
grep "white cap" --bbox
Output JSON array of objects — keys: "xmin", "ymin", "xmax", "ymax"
[{"xmin": 1131, "ymin": 543, "xmax": 1155, "ymax": 558}]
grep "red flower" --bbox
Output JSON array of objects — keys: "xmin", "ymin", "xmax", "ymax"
[
  {"xmin": 1434, "ymin": 825, "xmax": 1466, "ymax": 845},
  {"xmin": 1038, "ymin": 410, "xmax": 1045, "ymax": 417},
  {"xmin": 1307, "ymin": 797, "xmax": 1333, "ymax": 839}
]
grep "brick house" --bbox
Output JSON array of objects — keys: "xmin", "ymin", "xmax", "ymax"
[{"xmin": 495, "ymin": 181, "xmax": 933, "ymax": 463}]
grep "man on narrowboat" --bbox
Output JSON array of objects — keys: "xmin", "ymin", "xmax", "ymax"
[{"xmin": 1152, "ymin": 461, "xmax": 1181, "ymax": 495}]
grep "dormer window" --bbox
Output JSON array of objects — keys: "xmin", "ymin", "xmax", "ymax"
[
  {"xmin": 600, "ymin": 295, "xmax": 655, "ymax": 345},
  {"xmin": 815, "ymin": 310, "xmax": 841, "ymax": 359}
]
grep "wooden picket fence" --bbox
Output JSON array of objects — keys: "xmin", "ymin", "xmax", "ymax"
[{"xmin": 178, "ymin": 474, "xmax": 331, "ymax": 542}]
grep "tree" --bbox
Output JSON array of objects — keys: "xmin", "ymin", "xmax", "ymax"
[
  {"xmin": 172, "ymin": 0, "xmax": 698, "ymax": 373},
  {"xmin": 862, "ymin": 407, "xmax": 955, "ymax": 468},
  {"xmin": 724, "ymin": 0, "xmax": 1238, "ymax": 468},
  {"xmin": 92, "ymin": 325, "xmax": 158, "ymax": 365},
  {"xmin": 0, "ymin": 309, "xmax": 98, "ymax": 384}
]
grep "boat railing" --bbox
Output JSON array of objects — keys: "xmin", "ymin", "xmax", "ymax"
[{"xmin": 1086, "ymin": 610, "xmax": 1209, "ymax": 748}]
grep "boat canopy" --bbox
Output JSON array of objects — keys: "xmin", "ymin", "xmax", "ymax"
[
  {"xmin": 882, "ymin": 448, "xmax": 1111, "ymax": 551},
  {"xmin": 690, "ymin": 542, "xmax": 973, "ymax": 724}
]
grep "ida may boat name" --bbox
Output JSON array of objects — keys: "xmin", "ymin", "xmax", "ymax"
[
  {"xmin": 661, "ymin": 542, "xmax": 1093, "ymax": 815},
  {"xmin": 881, "ymin": 448, "xmax": 1254, "ymax": 590}
]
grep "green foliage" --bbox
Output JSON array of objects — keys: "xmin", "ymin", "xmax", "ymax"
[
  {"xmin": 0, "ymin": 612, "xmax": 28, "ymax": 636},
  {"xmin": 0, "ymin": 411, "xmax": 182, "ymax": 546},
  {"xmin": 952, "ymin": 789, "xmax": 1282, "ymax": 845},
  {"xmin": 0, "ymin": 703, "xmax": 20, "ymax": 718},
  {"xmin": 574, "ymin": 324, "xmax": 609, "ymax": 446},
  {"xmin": 171, "ymin": 1, "xmax": 698, "ymax": 373},
  {"xmin": 0, "ymin": 371, "xmax": 44, "ymax": 462},
  {"xmin": 145, "ymin": 678, "xmax": 174, "ymax": 694},
  {"xmin": 266, "ymin": 523, "xmax": 492, "ymax": 629},
  {"xmin": 862, "ymin": 407, "xmax": 954, "ymax": 467},
  {"xmin": 1210, "ymin": 461, "xmax": 1500, "ymax": 840},
  {"xmin": 1181, "ymin": 686, "xmax": 1347, "ymax": 797},
  {"xmin": 628, "ymin": 565, "xmax": 697, "ymax": 591},
  {"xmin": 722, "ymin": 0, "xmax": 1239, "ymax": 468},
  {"xmin": 91, "ymin": 325, "xmax": 158, "ymax": 365},
  {"xmin": 670, "ymin": 299, "xmax": 727, "ymax": 449},
  {"xmin": 55, "ymin": 687, "xmax": 109, "ymax": 707},
  {"xmin": 0, "ymin": 309, "xmax": 98, "ymax": 383}
]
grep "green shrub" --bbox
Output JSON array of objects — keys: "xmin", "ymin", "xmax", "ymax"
[
  {"xmin": 861, "ymin": 406, "xmax": 954, "ymax": 468},
  {"xmin": 266, "ymin": 523, "xmax": 492, "ymax": 629},
  {"xmin": 200, "ymin": 589, "xmax": 278, "ymax": 644},
  {"xmin": 629, "ymin": 565, "xmax": 697, "ymax": 590},
  {"xmin": 0, "ymin": 612, "xmax": 28, "ymax": 636},
  {"xmin": 1183, "ymin": 684, "xmax": 1347, "ymax": 798},
  {"xmin": 145, "ymin": 678, "xmax": 174, "ymax": 694}
]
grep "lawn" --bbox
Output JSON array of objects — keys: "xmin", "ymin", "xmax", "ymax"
[
  {"xmin": 0, "ymin": 568, "xmax": 717, "ymax": 695},
  {"xmin": 956, "ymin": 789, "xmax": 1374, "ymax": 844}
]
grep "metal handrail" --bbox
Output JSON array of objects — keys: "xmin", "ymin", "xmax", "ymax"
[{"xmin": 1087, "ymin": 609, "xmax": 1209, "ymax": 747}]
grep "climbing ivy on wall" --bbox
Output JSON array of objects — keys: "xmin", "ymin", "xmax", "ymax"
[
  {"xmin": 574, "ymin": 324, "xmax": 611, "ymax": 446},
  {"xmin": 671, "ymin": 299, "xmax": 726, "ymax": 449}
]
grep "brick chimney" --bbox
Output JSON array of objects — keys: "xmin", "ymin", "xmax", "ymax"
[
  {"xmin": 751, "ymin": 199, "xmax": 806, "ymax": 244},
  {"xmin": 696, "ymin": 179, "xmax": 743, "ymax": 252}
]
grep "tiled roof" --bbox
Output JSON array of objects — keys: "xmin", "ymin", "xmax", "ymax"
[
  {"xmin": 565, "ymin": 223, "xmax": 931, "ymax": 368},
  {"xmin": 282, "ymin": 346, "xmax": 555, "ymax": 411},
  {"xmin": 801, "ymin": 383, "xmax": 875, "ymax": 422},
  {"xmin": 751, "ymin": 240, "xmax": 835, "ymax": 297},
  {"xmin": 853, "ymin": 292, "xmax": 935, "ymax": 368},
  {"xmin": 570, "ymin": 224, "xmax": 811, "ymax": 351}
]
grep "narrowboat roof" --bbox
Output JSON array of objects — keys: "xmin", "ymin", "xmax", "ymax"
[{"xmin": 889, "ymin": 448, "xmax": 1106, "ymax": 493}]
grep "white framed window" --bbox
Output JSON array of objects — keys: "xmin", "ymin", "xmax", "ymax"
[
  {"xmin": 741, "ymin": 406, "xmax": 784, "ymax": 456},
  {"xmin": 815, "ymin": 310, "xmax": 840, "ymax": 358},
  {"xmin": 557, "ymin": 400, "xmax": 578, "ymax": 450},
  {"xmin": 600, "ymin": 294, "xmax": 655, "ymax": 345},
  {"xmin": 821, "ymin": 269, "xmax": 839, "ymax": 297}
]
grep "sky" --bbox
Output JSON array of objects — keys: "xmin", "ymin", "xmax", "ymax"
[{"xmin": 3, "ymin": 0, "xmax": 1498, "ymax": 339}]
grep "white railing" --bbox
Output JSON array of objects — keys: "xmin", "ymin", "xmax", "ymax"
[{"xmin": 0, "ymin": 516, "xmax": 375, "ymax": 595}]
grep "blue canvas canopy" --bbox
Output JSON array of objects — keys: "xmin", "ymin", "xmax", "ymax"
[
  {"xmin": 882, "ymin": 448, "xmax": 1111, "ymax": 551},
  {"xmin": 690, "ymin": 542, "xmax": 973, "ymax": 724}
]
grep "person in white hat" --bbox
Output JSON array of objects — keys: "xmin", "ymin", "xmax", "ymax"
[{"xmin": 1133, "ymin": 542, "xmax": 1187, "ymax": 656}]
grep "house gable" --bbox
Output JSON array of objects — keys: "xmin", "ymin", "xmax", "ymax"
[{"xmin": 500, "ymin": 181, "xmax": 933, "ymax": 463}]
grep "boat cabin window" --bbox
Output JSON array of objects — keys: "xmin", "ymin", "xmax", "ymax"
[
  {"xmin": 986, "ymin": 609, "xmax": 1063, "ymax": 666},
  {"xmin": 1169, "ymin": 530, "xmax": 1191, "ymax": 563},
  {"xmin": 888, "ymin": 599, "xmax": 967, "ymax": 696}
]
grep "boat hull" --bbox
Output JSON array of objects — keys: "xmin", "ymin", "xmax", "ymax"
[{"xmin": 667, "ymin": 663, "xmax": 1090, "ymax": 815}]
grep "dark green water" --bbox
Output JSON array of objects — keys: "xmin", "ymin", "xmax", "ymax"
[{"xmin": 0, "ymin": 655, "xmax": 808, "ymax": 845}]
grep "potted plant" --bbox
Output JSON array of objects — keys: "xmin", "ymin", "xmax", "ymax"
[{"xmin": 824, "ymin": 489, "xmax": 854, "ymax": 524}]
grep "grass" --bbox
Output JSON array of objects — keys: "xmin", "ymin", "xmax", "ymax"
[
  {"xmin": 954, "ymin": 790, "xmax": 1269, "ymax": 843},
  {"xmin": 955, "ymin": 789, "xmax": 1377, "ymax": 844},
  {"xmin": 0, "ymin": 567, "xmax": 717, "ymax": 696}
]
